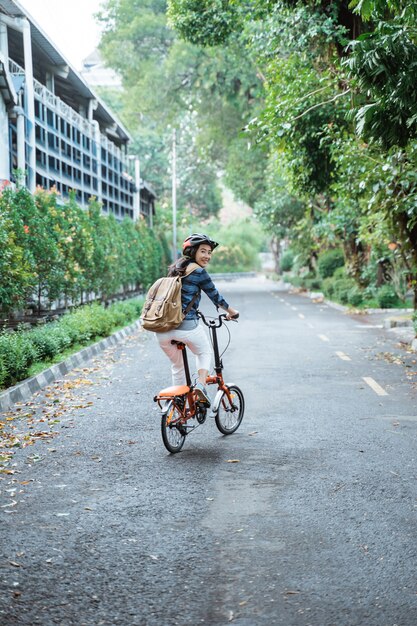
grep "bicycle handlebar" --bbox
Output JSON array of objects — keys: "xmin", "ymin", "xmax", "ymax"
[{"xmin": 197, "ymin": 310, "xmax": 239, "ymax": 328}]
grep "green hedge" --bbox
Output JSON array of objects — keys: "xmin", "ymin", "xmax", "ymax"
[
  {"xmin": 374, "ymin": 285, "xmax": 402, "ymax": 308},
  {"xmin": 280, "ymin": 250, "xmax": 294, "ymax": 272},
  {"xmin": 317, "ymin": 249, "xmax": 345, "ymax": 279},
  {"xmin": 0, "ymin": 186, "xmax": 166, "ymax": 314},
  {"xmin": 0, "ymin": 299, "xmax": 143, "ymax": 390}
]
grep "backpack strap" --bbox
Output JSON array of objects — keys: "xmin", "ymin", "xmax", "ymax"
[
  {"xmin": 182, "ymin": 262, "xmax": 201, "ymax": 316},
  {"xmin": 183, "ymin": 262, "xmax": 201, "ymax": 276}
]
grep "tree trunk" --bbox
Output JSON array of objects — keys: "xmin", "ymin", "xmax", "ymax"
[
  {"xmin": 271, "ymin": 236, "xmax": 281, "ymax": 275},
  {"xmin": 38, "ymin": 284, "xmax": 42, "ymax": 316},
  {"xmin": 414, "ymin": 277, "xmax": 417, "ymax": 310}
]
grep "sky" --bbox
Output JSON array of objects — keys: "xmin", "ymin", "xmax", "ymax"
[{"xmin": 18, "ymin": 0, "xmax": 103, "ymax": 70}]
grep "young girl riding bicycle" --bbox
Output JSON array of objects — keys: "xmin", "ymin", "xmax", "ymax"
[{"xmin": 156, "ymin": 233, "xmax": 239, "ymax": 407}]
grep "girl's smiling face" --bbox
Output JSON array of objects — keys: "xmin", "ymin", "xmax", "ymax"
[{"xmin": 195, "ymin": 244, "xmax": 212, "ymax": 268}]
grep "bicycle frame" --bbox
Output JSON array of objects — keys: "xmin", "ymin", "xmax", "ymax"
[{"xmin": 154, "ymin": 312, "xmax": 236, "ymax": 420}]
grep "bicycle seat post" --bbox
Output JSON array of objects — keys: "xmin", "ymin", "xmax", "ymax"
[{"xmin": 171, "ymin": 340, "xmax": 192, "ymax": 387}]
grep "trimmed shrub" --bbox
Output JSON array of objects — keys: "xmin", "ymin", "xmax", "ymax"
[
  {"xmin": 333, "ymin": 266, "xmax": 347, "ymax": 279},
  {"xmin": 333, "ymin": 278, "xmax": 356, "ymax": 304},
  {"xmin": 0, "ymin": 331, "xmax": 37, "ymax": 385},
  {"xmin": 305, "ymin": 277, "xmax": 322, "ymax": 291},
  {"xmin": 375, "ymin": 285, "xmax": 401, "ymax": 308},
  {"xmin": 317, "ymin": 249, "xmax": 345, "ymax": 279},
  {"xmin": 280, "ymin": 250, "xmax": 294, "ymax": 272},
  {"xmin": 347, "ymin": 286, "xmax": 364, "ymax": 307},
  {"xmin": 322, "ymin": 277, "xmax": 336, "ymax": 298},
  {"xmin": 30, "ymin": 324, "xmax": 72, "ymax": 360}
]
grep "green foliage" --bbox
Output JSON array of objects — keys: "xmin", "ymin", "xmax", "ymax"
[
  {"xmin": 0, "ymin": 299, "xmax": 144, "ymax": 389},
  {"xmin": 280, "ymin": 250, "xmax": 294, "ymax": 272},
  {"xmin": 0, "ymin": 330, "xmax": 38, "ymax": 387},
  {"xmin": 332, "ymin": 277, "xmax": 357, "ymax": 304},
  {"xmin": 254, "ymin": 156, "xmax": 305, "ymax": 240},
  {"xmin": 346, "ymin": 21, "xmax": 417, "ymax": 149},
  {"xmin": 347, "ymin": 285, "xmax": 364, "ymax": 307},
  {"xmin": 29, "ymin": 324, "xmax": 73, "ymax": 361},
  {"xmin": 167, "ymin": 0, "xmax": 241, "ymax": 46},
  {"xmin": 317, "ymin": 249, "xmax": 345, "ymax": 278},
  {"xmin": 322, "ymin": 276, "xmax": 336, "ymax": 298},
  {"xmin": 223, "ymin": 138, "xmax": 268, "ymax": 209},
  {"xmin": 98, "ymin": 0, "xmax": 263, "ymax": 222},
  {"xmin": 0, "ymin": 188, "xmax": 162, "ymax": 315},
  {"xmin": 374, "ymin": 284, "xmax": 401, "ymax": 308},
  {"xmin": 304, "ymin": 276, "xmax": 322, "ymax": 290},
  {"xmin": 191, "ymin": 218, "xmax": 266, "ymax": 273},
  {"xmin": 0, "ymin": 195, "xmax": 34, "ymax": 311},
  {"xmin": 96, "ymin": 0, "xmax": 417, "ymax": 308}
]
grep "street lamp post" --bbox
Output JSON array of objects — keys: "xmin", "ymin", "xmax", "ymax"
[{"xmin": 172, "ymin": 128, "xmax": 177, "ymax": 262}]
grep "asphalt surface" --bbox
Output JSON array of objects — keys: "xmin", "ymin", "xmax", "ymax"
[{"xmin": 1, "ymin": 276, "xmax": 417, "ymax": 626}]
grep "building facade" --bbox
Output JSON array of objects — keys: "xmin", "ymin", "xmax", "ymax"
[{"xmin": 0, "ymin": 0, "xmax": 155, "ymax": 225}]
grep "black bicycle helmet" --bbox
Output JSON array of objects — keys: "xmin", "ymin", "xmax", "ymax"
[{"xmin": 182, "ymin": 233, "xmax": 219, "ymax": 256}]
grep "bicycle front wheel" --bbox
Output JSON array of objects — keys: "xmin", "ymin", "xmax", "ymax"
[
  {"xmin": 161, "ymin": 400, "xmax": 186, "ymax": 453},
  {"xmin": 215, "ymin": 385, "xmax": 245, "ymax": 435}
]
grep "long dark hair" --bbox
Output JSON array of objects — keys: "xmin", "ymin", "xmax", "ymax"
[{"xmin": 168, "ymin": 247, "xmax": 198, "ymax": 277}]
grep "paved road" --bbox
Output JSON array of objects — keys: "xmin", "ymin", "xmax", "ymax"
[{"xmin": 1, "ymin": 277, "xmax": 417, "ymax": 626}]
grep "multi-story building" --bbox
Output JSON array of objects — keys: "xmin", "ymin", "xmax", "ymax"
[{"xmin": 0, "ymin": 0, "xmax": 155, "ymax": 225}]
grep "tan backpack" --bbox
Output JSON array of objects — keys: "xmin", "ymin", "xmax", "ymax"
[{"xmin": 140, "ymin": 263, "xmax": 200, "ymax": 333}]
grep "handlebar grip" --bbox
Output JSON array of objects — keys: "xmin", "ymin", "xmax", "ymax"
[{"xmin": 230, "ymin": 313, "xmax": 239, "ymax": 320}]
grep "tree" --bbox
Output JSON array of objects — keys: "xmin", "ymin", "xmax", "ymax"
[
  {"xmin": 0, "ymin": 195, "xmax": 34, "ymax": 313},
  {"xmin": 97, "ymin": 0, "xmax": 264, "ymax": 219}
]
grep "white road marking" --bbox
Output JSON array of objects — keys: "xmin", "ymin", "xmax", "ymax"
[
  {"xmin": 336, "ymin": 351, "xmax": 351, "ymax": 361},
  {"xmin": 307, "ymin": 323, "xmax": 314, "ymax": 329},
  {"xmin": 298, "ymin": 313, "xmax": 305, "ymax": 319},
  {"xmin": 291, "ymin": 306, "xmax": 298, "ymax": 311},
  {"xmin": 318, "ymin": 334, "xmax": 330, "ymax": 342},
  {"xmin": 362, "ymin": 377, "xmax": 388, "ymax": 396},
  {"xmin": 354, "ymin": 324, "xmax": 383, "ymax": 329}
]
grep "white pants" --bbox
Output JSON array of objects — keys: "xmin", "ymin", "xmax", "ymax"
[{"xmin": 156, "ymin": 323, "xmax": 212, "ymax": 385}]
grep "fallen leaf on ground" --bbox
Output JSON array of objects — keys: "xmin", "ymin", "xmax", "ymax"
[
  {"xmin": 284, "ymin": 590, "xmax": 300, "ymax": 595},
  {"xmin": 226, "ymin": 459, "xmax": 240, "ymax": 463}
]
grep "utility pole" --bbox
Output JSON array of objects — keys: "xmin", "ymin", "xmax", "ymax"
[{"xmin": 172, "ymin": 128, "xmax": 177, "ymax": 262}]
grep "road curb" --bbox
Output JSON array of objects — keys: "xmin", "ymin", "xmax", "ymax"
[
  {"xmin": 293, "ymin": 288, "xmax": 417, "ymax": 351},
  {"xmin": 0, "ymin": 320, "xmax": 142, "ymax": 413}
]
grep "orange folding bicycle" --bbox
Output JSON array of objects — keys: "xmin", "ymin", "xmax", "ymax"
[{"xmin": 154, "ymin": 311, "xmax": 245, "ymax": 453}]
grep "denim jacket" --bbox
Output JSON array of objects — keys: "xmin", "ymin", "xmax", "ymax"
[{"xmin": 182, "ymin": 266, "xmax": 229, "ymax": 321}]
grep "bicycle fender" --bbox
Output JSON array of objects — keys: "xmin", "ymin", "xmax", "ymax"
[{"xmin": 209, "ymin": 383, "xmax": 237, "ymax": 417}]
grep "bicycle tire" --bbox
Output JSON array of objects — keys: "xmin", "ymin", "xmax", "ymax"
[
  {"xmin": 161, "ymin": 400, "xmax": 186, "ymax": 453},
  {"xmin": 215, "ymin": 385, "xmax": 245, "ymax": 435}
]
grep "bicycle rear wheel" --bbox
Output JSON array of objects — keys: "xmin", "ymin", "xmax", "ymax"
[
  {"xmin": 161, "ymin": 400, "xmax": 186, "ymax": 453},
  {"xmin": 215, "ymin": 385, "xmax": 244, "ymax": 435}
]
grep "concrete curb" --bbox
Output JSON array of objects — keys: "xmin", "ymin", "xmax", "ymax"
[
  {"xmin": 0, "ymin": 320, "xmax": 142, "ymax": 413},
  {"xmin": 293, "ymin": 288, "xmax": 417, "ymax": 352}
]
